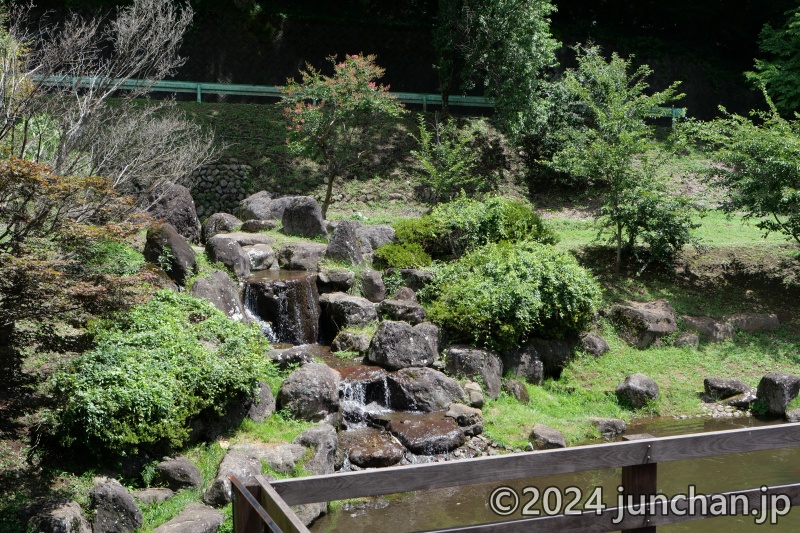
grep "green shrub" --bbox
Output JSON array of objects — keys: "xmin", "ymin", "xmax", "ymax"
[
  {"xmin": 393, "ymin": 195, "xmax": 558, "ymax": 259},
  {"xmin": 422, "ymin": 241, "xmax": 601, "ymax": 349},
  {"xmin": 373, "ymin": 242, "xmax": 432, "ymax": 269},
  {"xmin": 48, "ymin": 290, "xmax": 275, "ymax": 456}
]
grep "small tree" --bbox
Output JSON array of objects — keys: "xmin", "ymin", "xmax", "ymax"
[
  {"xmin": 547, "ymin": 45, "xmax": 700, "ymax": 272},
  {"xmin": 698, "ymin": 95, "xmax": 800, "ymax": 245},
  {"xmin": 281, "ymin": 54, "xmax": 405, "ymax": 218}
]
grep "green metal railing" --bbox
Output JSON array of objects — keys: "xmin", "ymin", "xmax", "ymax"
[{"xmin": 32, "ymin": 75, "xmax": 686, "ymax": 123}]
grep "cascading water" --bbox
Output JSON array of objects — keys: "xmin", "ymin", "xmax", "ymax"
[
  {"xmin": 244, "ymin": 283, "xmax": 278, "ymax": 342},
  {"xmin": 244, "ymin": 270, "xmax": 320, "ymax": 345},
  {"xmin": 337, "ymin": 366, "xmax": 393, "ymax": 428}
]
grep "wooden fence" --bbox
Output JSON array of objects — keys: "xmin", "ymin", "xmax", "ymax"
[{"xmin": 231, "ymin": 422, "xmax": 800, "ymax": 532}]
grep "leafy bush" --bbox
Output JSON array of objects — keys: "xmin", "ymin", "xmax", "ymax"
[
  {"xmin": 393, "ymin": 195, "xmax": 558, "ymax": 259},
  {"xmin": 48, "ymin": 290, "xmax": 275, "ymax": 456},
  {"xmin": 422, "ymin": 241, "xmax": 601, "ymax": 349},
  {"xmin": 373, "ymin": 242, "xmax": 432, "ymax": 269}
]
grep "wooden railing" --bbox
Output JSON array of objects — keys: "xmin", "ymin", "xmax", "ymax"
[{"xmin": 231, "ymin": 422, "xmax": 800, "ymax": 532}]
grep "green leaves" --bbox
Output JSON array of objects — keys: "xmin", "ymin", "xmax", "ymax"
[{"xmin": 746, "ymin": 5, "xmax": 800, "ymax": 114}]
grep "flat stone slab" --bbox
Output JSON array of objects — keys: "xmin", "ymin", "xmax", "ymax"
[
  {"xmin": 382, "ymin": 411, "xmax": 465, "ymax": 455},
  {"xmin": 338, "ymin": 428, "xmax": 405, "ymax": 468},
  {"xmin": 152, "ymin": 503, "xmax": 223, "ymax": 533}
]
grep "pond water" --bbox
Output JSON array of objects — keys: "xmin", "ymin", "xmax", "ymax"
[{"xmin": 310, "ymin": 416, "xmax": 800, "ymax": 532}]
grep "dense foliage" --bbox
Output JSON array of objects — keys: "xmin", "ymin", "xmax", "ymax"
[
  {"xmin": 282, "ymin": 53, "xmax": 405, "ymax": 217},
  {"xmin": 48, "ymin": 290, "xmax": 274, "ymax": 456},
  {"xmin": 421, "ymin": 241, "xmax": 601, "ymax": 349},
  {"xmin": 747, "ymin": 3, "xmax": 800, "ymax": 114},
  {"xmin": 546, "ymin": 45, "xmax": 700, "ymax": 271},
  {"xmin": 698, "ymin": 99, "xmax": 800, "ymax": 245},
  {"xmin": 373, "ymin": 242, "xmax": 433, "ymax": 269},
  {"xmin": 391, "ymin": 195, "xmax": 558, "ymax": 259}
]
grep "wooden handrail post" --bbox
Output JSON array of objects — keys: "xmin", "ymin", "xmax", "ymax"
[{"xmin": 621, "ymin": 434, "xmax": 657, "ymax": 533}]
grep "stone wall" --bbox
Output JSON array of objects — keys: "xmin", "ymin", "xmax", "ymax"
[{"xmin": 192, "ymin": 160, "xmax": 253, "ymax": 220}]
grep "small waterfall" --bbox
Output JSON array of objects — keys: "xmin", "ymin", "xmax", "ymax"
[
  {"xmin": 338, "ymin": 367, "xmax": 392, "ymax": 428},
  {"xmin": 244, "ymin": 271, "xmax": 320, "ymax": 345},
  {"xmin": 244, "ymin": 284, "xmax": 278, "ymax": 342}
]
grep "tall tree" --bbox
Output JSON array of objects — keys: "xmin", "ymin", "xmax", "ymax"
[{"xmin": 434, "ymin": 0, "xmax": 559, "ymax": 138}]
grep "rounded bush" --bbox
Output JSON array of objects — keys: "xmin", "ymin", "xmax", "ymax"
[
  {"xmin": 423, "ymin": 241, "xmax": 600, "ymax": 349},
  {"xmin": 373, "ymin": 242, "xmax": 432, "ymax": 268}
]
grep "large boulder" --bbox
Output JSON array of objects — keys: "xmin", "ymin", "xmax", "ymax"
[
  {"xmin": 155, "ymin": 457, "xmax": 203, "ymax": 491},
  {"xmin": 530, "ymin": 424, "xmax": 566, "ymax": 449},
  {"xmin": 580, "ymin": 333, "xmax": 610, "ymax": 357},
  {"xmin": 355, "ymin": 225, "xmax": 396, "ymax": 262},
  {"xmin": 240, "ymin": 219, "xmax": 278, "ymax": 232},
  {"xmin": 378, "ymin": 299, "xmax": 427, "ymax": 325},
  {"xmin": 724, "ymin": 313, "xmax": 780, "ymax": 333},
  {"xmin": 143, "ymin": 223, "xmax": 197, "ymax": 286},
  {"xmin": 757, "ymin": 373, "xmax": 800, "ymax": 416},
  {"xmin": 245, "ymin": 381, "xmax": 276, "ymax": 423},
  {"xmin": 445, "ymin": 403, "xmax": 484, "ymax": 436},
  {"xmin": 28, "ymin": 500, "xmax": 90, "ymax": 533},
  {"xmin": 206, "ymin": 235, "xmax": 250, "ymax": 279},
  {"xmin": 360, "ymin": 269, "xmax": 386, "ymax": 303},
  {"xmin": 215, "ymin": 232, "xmax": 276, "ymax": 247},
  {"xmin": 201, "ymin": 213, "xmax": 241, "ymax": 243},
  {"xmin": 681, "ymin": 316, "xmax": 735, "ymax": 342},
  {"xmin": 331, "ymin": 331, "xmax": 372, "ymax": 355},
  {"xmin": 704, "ymin": 377, "xmax": 751, "ymax": 400},
  {"xmin": 502, "ymin": 346, "xmax": 544, "ymax": 385},
  {"xmin": 387, "ymin": 367, "xmax": 467, "ymax": 412},
  {"xmin": 277, "ymin": 242, "xmax": 328, "ymax": 271},
  {"xmin": 231, "ymin": 442, "xmax": 305, "ymax": 474},
  {"xmin": 325, "ymin": 220, "xmax": 364, "ymax": 265},
  {"xmin": 445, "ymin": 345, "xmax": 503, "ymax": 400},
  {"xmin": 367, "ymin": 320, "xmax": 437, "ymax": 370},
  {"xmin": 384, "ymin": 412, "xmax": 465, "ymax": 454},
  {"xmin": 609, "ymin": 300, "xmax": 678, "ymax": 348},
  {"xmin": 319, "ymin": 292, "xmax": 378, "ymax": 341},
  {"xmin": 238, "ymin": 191, "xmax": 286, "ymax": 221},
  {"xmin": 151, "ymin": 504, "xmax": 223, "ymax": 533},
  {"xmin": 90, "ymin": 477, "xmax": 142, "ymax": 533},
  {"xmin": 278, "ymin": 363, "xmax": 341, "ymax": 421},
  {"xmin": 203, "ymin": 451, "xmax": 262, "ymax": 507},
  {"xmin": 189, "ymin": 270, "xmax": 244, "ymax": 319},
  {"xmin": 281, "ymin": 197, "xmax": 327, "ymax": 238},
  {"xmin": 294, "ymin": 423, "xmax": 338, "ymax": 476},
  {"xmin": 243, "ymin": 244, "xmax": 276, "ymax": 271},
  {"xmin": 616, "ymin": 374, "xmax": 659, "ymax": 409},
  {"xmin": 338, "ymin": 428, "xmax": 404, "ymax": 468},
  {"xmin": 414, "ymin": 322, "xmax": 440, "ymax": 358},
  {"xmin": 316, "ymin": 269, "xmax": 356, "ymax": 294},
  {"xmin": 147, "ymin": 181, "xmax": 201, "ymax": 243}
]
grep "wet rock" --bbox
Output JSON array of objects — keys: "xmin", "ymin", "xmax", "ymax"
[
  {"xmin": 609, "ymin": 300, "xmax": 677, "ymax": 348},
  {"xmin": 147, "ymin": 181, "xmax": 201, "ymax": 244},
  {"xmin": 339, "ymin": 428, "xmax": 404, "ymax": 468},
  {"xmin": 464, "ymin": 382, "xmax": 484, "ymax": 409},
  {"xmin": 317, "ymin": 269, "xmax": 356, "ymax": 294},
  {"xmin": 203, "ymin": 451, "xmax": 261, "ymax": 507},
  {"xmin": 360, "ymin": 269, "xmax": 386, "ymax": 303},
  {"xmin": 616, "ymin": 374, "xmax": 659, "ymax": 408},
  {"xmin": 393, "ymin": 286, "xmax": 418, "ymax": 302},
  {"xmin": 325, "ymin": 220, "xmax": 364, "ymax": 265},
  {"xmin": 231, "ymin": 442, "xmax": 305, "ymax": 474},
  {"xmin": 367, "ymin": 320, "xmax": 437, "ymax": 370},
  {"xmin": 267, "ymin": 345, "xmax": 316, "ymax": 370},
  {"xmin": 206, "ymin": 234, "xmax": 250, "ymax": 279},
  {"xmin": 757, "ymin": 373, "xmax": 800, "ymax": 416},
  {"xmin": 202, "ymin": 213, "xmax": 242, "ymax": 242},
  {"xmin": 445, "ymin": 403, "xmax": 483, "ymax": 436},
  {"xmin": 246, "ymin": 272, "xmax": 320, "ymax": 345},
  {"xmin": 151, "ymin": 503, "xmax": 223, "ymax": 533},
  {"xmin": 279, "ymin": 363, "xmax": 341, "ymax": 421},
  {"xmin": 673, "ymin": 332, "xmax": 699, "ymax": 347},
  {"xmin": 588, "ymin": 418, "xmax": 627, "ymax": 438},
  {"xmin": 378, "ymin": 299, "xmax": 427, "ymax": 325},
  {"xmin": 502, "ymin": 379, "xmax": 530, "ymax": 403},
  {"xmin": 282, "ymin": 197, "xmax": 327, "ymax": 238},
  {"xmin": 143, "ymin": 223, "xmax": 197, "ymax": 286},
  {"xmin": 445, "ymin": 345, "xmax": 503, "ymax": 400},
  {"xmin": 530, "ymin": 424, "xmax": 566, "ymax": 449},
  {"xmin": 240, "ymin": 219, "xmax": 278, "ymax": 232},
  {"xmin": 131, "ymin": 489, "xmax": 173, "ymax": 505},
  {"xmin": 189, "ymin": 270, "xmax": 243, "ymax": 319},
  {"xmin": 387, "ymin": 367, "xmax": 467, "ymax": 412},
  {"xmin": 28, "ymin": 500, "xmax": 90, "ymax": 533},
  {"xmin": 724, "ymin": 313, "xmax": 780, "ymax": 333},
  {"xmin": 384, "ymin": 412, "xmax": 465, "ymax": 454},
  {"xmin": 90, "ymin": 477, "xmax": 142, "ymax": 533},
  {"xmin": 277, "ymin": 242, "xmax": 328, "ymax": 271},
  {"xmin": 155, "ymin": 457, "xmax": 202, "ymax": 491},
  {"xmin": 245, "ymin": 381, "xmax": 276, "ymax": 423},
  {"xmin": 502, "ymin": 346, "xmax": 544, "ymax": 385},
  {"xmin": 727, "ymin": 388, "xmax": 758, "ymax": 409},
  {"xmin": 243, "ymin": 244, "xmax": 276, "ymax": 271},
  {"xmin": 704, "ymin": 377, "xmax": 751, "ymax": 400},
  {"xmin": 580, "ymin": 333, "xmax": 609, "ymax": 356},
  {"xmin": 331, "ymin": 331, "xmax": 372, "ymax": 355},
  {"xmin": 681, "ymin": 316, "xmax": 734, "ymax": 342},
  {"xmin": 319, "ymin": 292, "xmax": 378, "ymax": 341},
  {"xmin": 295, "ymin": 423, "xmax": 338, "ymax": 475}
]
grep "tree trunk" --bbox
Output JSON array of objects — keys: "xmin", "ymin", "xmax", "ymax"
[
  {"xmin": 321, "ymin": 172, "xmax": 336, "ymax": 219},
  {"xmin": 616, "ymin": 222, "xmax": 622, "ymax": 274}
]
